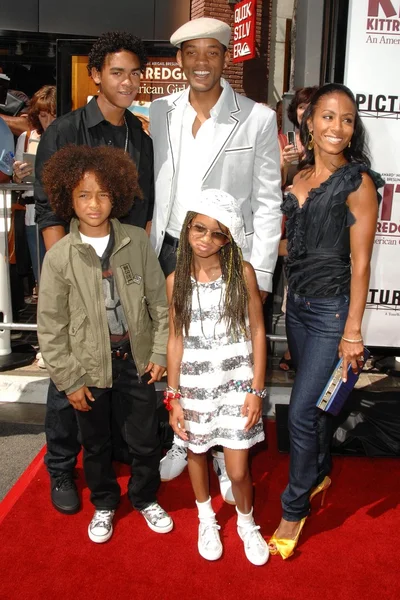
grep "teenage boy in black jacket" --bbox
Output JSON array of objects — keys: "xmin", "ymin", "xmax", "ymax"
[{"xmin": 34, "ymin": 31, "xmax": 154, "ymax": 515}]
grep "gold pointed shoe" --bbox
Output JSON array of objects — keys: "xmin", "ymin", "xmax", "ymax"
[
  {"xmin": 309, "ymin": 476, "xmax": 331, "ymax": 507},
  {"xmin": 268, "ymin": 517, "xmax": 307, "ymax": 560}
]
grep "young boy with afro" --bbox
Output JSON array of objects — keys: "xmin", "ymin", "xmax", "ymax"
[{"xmin": 37, "ymin": 144, "xmax": 173, "ymax": 543}]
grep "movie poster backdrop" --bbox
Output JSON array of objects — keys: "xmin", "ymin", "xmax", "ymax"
[{"xmin": 344, "ymin": 0, "xmax": 400, "ymax": 347}]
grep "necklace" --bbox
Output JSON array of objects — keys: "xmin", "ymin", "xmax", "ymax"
[
  {"xmin": 193, "ymin": 276, "xmax": 223, "ymax": 339},
  {"xmin": 123, "ymin": 117, "xmax": 129, "ymax": 153}
]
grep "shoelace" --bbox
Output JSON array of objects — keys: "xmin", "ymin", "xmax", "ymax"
[
  {"xmin": 55, "ymin": 473, "xmax": 74, "ymax": 490},
  {"xmin": 165, "ymin": 445, "xmax": 187, "ymax": 460},
  {"xmin": 200, "ymin": 521, "xmax": 221, "ymax": 548},
  {"xmin": 143, "ymin": 503, "xmax": 166, "ymax": 522},
  {"xmin": 91, "ymin": 510, "xmax": 114, "ymax": 529},
  {"xmin": 241, "ymin": 525, "xmax": 265, "ymax": 554}
]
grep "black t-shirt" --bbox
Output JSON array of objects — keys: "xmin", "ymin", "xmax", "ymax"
[{"xmin": 105, "ymin": 122, "xmax": 127, "ymax": 150}]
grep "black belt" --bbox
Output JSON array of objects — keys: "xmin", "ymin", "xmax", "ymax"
[
  {"xmin": 111, "ymin": 341, "xmax": 131, "ymax": 360},
  {"xmin": 163, "ymin": 232, "xmax": 180, "ymax": 250}
]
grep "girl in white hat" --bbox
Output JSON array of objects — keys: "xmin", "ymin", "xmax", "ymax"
[{"xmin": 165, "ymin": 189, "xmax": 269, "ymax": 566}]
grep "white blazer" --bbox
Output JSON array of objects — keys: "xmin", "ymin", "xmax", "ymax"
[{"xmin": 149, "ymin": 79, "xmax": 282, "ymax": 292}]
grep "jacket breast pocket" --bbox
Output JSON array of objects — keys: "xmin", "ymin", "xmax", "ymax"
[
  {"xmin": 224, "ymin": 146, "xmax": 253, "ymax": 154},
  {"xmin": 223, "ymin": 146, "xmax": 253, "ymax": 179}
]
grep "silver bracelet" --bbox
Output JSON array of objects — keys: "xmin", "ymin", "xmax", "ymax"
[
  {"xmin": 341, "ymin": 336, "xmax": 363, "ymax": 343},
  {"xmin": 247, "ymin": 387, "xmax": 268, "ymax": 399}
]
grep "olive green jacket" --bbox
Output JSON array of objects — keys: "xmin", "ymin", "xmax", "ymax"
[{"xmin": 37, "ymin": 219, "xmax": 168, "ymax": 395}]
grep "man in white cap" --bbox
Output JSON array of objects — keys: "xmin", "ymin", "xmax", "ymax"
[{"xmin": 150, "ymin": 17, "xmax": 282, "ymax": 495}]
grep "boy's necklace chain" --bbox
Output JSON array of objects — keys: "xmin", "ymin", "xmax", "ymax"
[{"xmin": 123, "ymin": 117, "xmax": 129, "ymax": 153}]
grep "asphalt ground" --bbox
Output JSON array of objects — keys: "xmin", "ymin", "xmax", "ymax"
[{"xmin": 0, "ymin": 403, "xmax": 46, "ymax": 501}]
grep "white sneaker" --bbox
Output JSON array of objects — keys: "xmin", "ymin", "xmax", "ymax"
[
  {"xmin": 212, "ymin": 451, "xmax": 235, "ymax": 505},
  {"xmin": 141, "ymin": 502, "xmax": 173, "ymax": 533},
  {"xmin": 88, "ymin": 509, "xmax": 115, "ymax": 543},
  {"xmin": 237, "ymin": 523, "xmax": 269, "ymax": 566},
  {"xmin": 160, "ymin": 444, "xmax": 187, "ymax": 481},
  {"xmin": 36, "ymin": 352, "xmax": 46, "ymax": 369},
  {"xmin": 198, "ymin": 518, "xmax": 223, "ymax": 561}
]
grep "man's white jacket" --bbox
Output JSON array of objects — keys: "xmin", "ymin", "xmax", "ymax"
[{"xmin": 149, "ymin": 79, "xmax": 282, "ymax": 292}]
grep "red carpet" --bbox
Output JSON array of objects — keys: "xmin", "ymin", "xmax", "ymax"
[{"xmin": 1, "ymin": 421, "xmax": 399, "ymax": 600}]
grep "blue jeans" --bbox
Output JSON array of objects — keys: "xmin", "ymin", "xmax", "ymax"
[{"xmin": 281, "ymin": 290, "xmax": 349, "ymax": 521}]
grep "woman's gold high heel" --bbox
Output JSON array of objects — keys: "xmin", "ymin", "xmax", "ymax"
[
  {"xmin": 269, "ymin": 477, "xmax": 331, "ymax": 559},
  {"xmin": 268, "ymin": 517, "xmax": 307, "ymax": 560},
  {"xmin": 309, "ymin": 476, "xmax": 331, "ymax": 507}
]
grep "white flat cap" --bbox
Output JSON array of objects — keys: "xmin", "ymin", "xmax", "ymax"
[{"xmin": 170, "ymin": 17, "xmax": 231, "ymax": 49}]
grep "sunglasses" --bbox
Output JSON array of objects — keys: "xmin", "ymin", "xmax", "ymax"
[{"xmin": 188, "ymin": 222, "xmax": 230, "ymax": 247}]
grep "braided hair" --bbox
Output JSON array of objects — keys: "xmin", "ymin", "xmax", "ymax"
[{"xmin": 172, "ymin": 212, "xmax": 249, "ymax": 339}]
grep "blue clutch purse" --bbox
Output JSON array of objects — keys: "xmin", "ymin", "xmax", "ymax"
[{"xmin": 316, "ymin": 347, "xmax": 370, "ymax": 416}]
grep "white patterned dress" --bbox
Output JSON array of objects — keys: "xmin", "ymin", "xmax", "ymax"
[{"xmin": 175, "ymin": 277, "xmax": 265, "ymax": 454}]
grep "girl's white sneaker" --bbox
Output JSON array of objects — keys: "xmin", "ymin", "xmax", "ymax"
[
  {"xmin": 237, "ymin": 523, "xmax": 269, "ymax": 566},
  {"xmin": 198, "ymin": 518, "xmax": 223, "ymax": 561}
]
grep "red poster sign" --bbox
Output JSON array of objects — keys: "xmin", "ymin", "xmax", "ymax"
[{"xmin": 232, "ymin": 0, "xmax": 257, "ymax": 63}]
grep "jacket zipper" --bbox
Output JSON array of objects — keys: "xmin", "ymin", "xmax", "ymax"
[
  {"xmin": 111, "ymin": 250, "xmax": 142, "ymax": 383},
  {"xmin": 92, "ymin": 249, "xmax": 110, "ymax": 387}
]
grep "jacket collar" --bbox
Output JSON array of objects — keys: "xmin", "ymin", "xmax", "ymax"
[
  {"xmin": 69, "ymin": 218, "xmax": 131, "ymax": 254},
  {"xmin": 84, "ymin": 97, "xmax": 108, "ymax": 128},
  {"xmin": 170, "ymin": 78, "xmax": 238, "ymax": 115},
  {"xmin": 85, "ymin": 96, "xmax": 142, "ymax": 131}
]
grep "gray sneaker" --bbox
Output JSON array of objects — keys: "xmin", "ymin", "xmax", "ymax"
[
  {"xmin": 212, "ymin": 451, "xmax": 235, "ymax": 505},
  {"xmin": 159, "ymin": 444, "xmax": 187, "ymax": 481},
  {"xmin": 140, "ymin": 503, "xmax": 173, "ymax": 533},
  {"xmin": 88, "ymin": 509, "xmax": 115, "ymax": 543}
]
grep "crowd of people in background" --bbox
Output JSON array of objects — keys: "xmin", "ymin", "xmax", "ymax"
[{"xmin": 0, "ymin": 16, "xmax": 382, "ymax": 567}]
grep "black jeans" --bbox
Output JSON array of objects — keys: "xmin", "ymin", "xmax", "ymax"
[
  {"xmin": 281, "ymin": 291, "xmax": 349, "ymax": 521},
  {"xmin": 44, "ymin": 380, "xmax": 80, "ymax": 478},
  {"xmin": 75, "ymin": 356, "xmax": 161, "ymax": 511},
  {"xmin": 158, "ymin": 238, "xmax": 178, "ymax": 277}
]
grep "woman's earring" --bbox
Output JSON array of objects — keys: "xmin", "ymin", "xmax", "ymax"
[
  {"xmin": 348, "ymin": 140, "xmax": 352, "ymax": 148},
  {"xmin": 307, "ymin": 132, "xmax": 314, "ymax": 150}
]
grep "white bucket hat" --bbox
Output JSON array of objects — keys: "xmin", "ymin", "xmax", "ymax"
[{"xmin": 187, "ymin": 189, "xmax": 247, "ymax": 250}]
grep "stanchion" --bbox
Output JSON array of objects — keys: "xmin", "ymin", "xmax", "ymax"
[
  {"xmin": 0, "ymin": 183, "xmax": 36, "ymax": 371},
  {"xmin": 0, "ymin": 181, "xmax": 290, "ymax": 371},
  {"xmin": 35, "ymin": 222, "xmax": 41, "ymax": 285}
]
